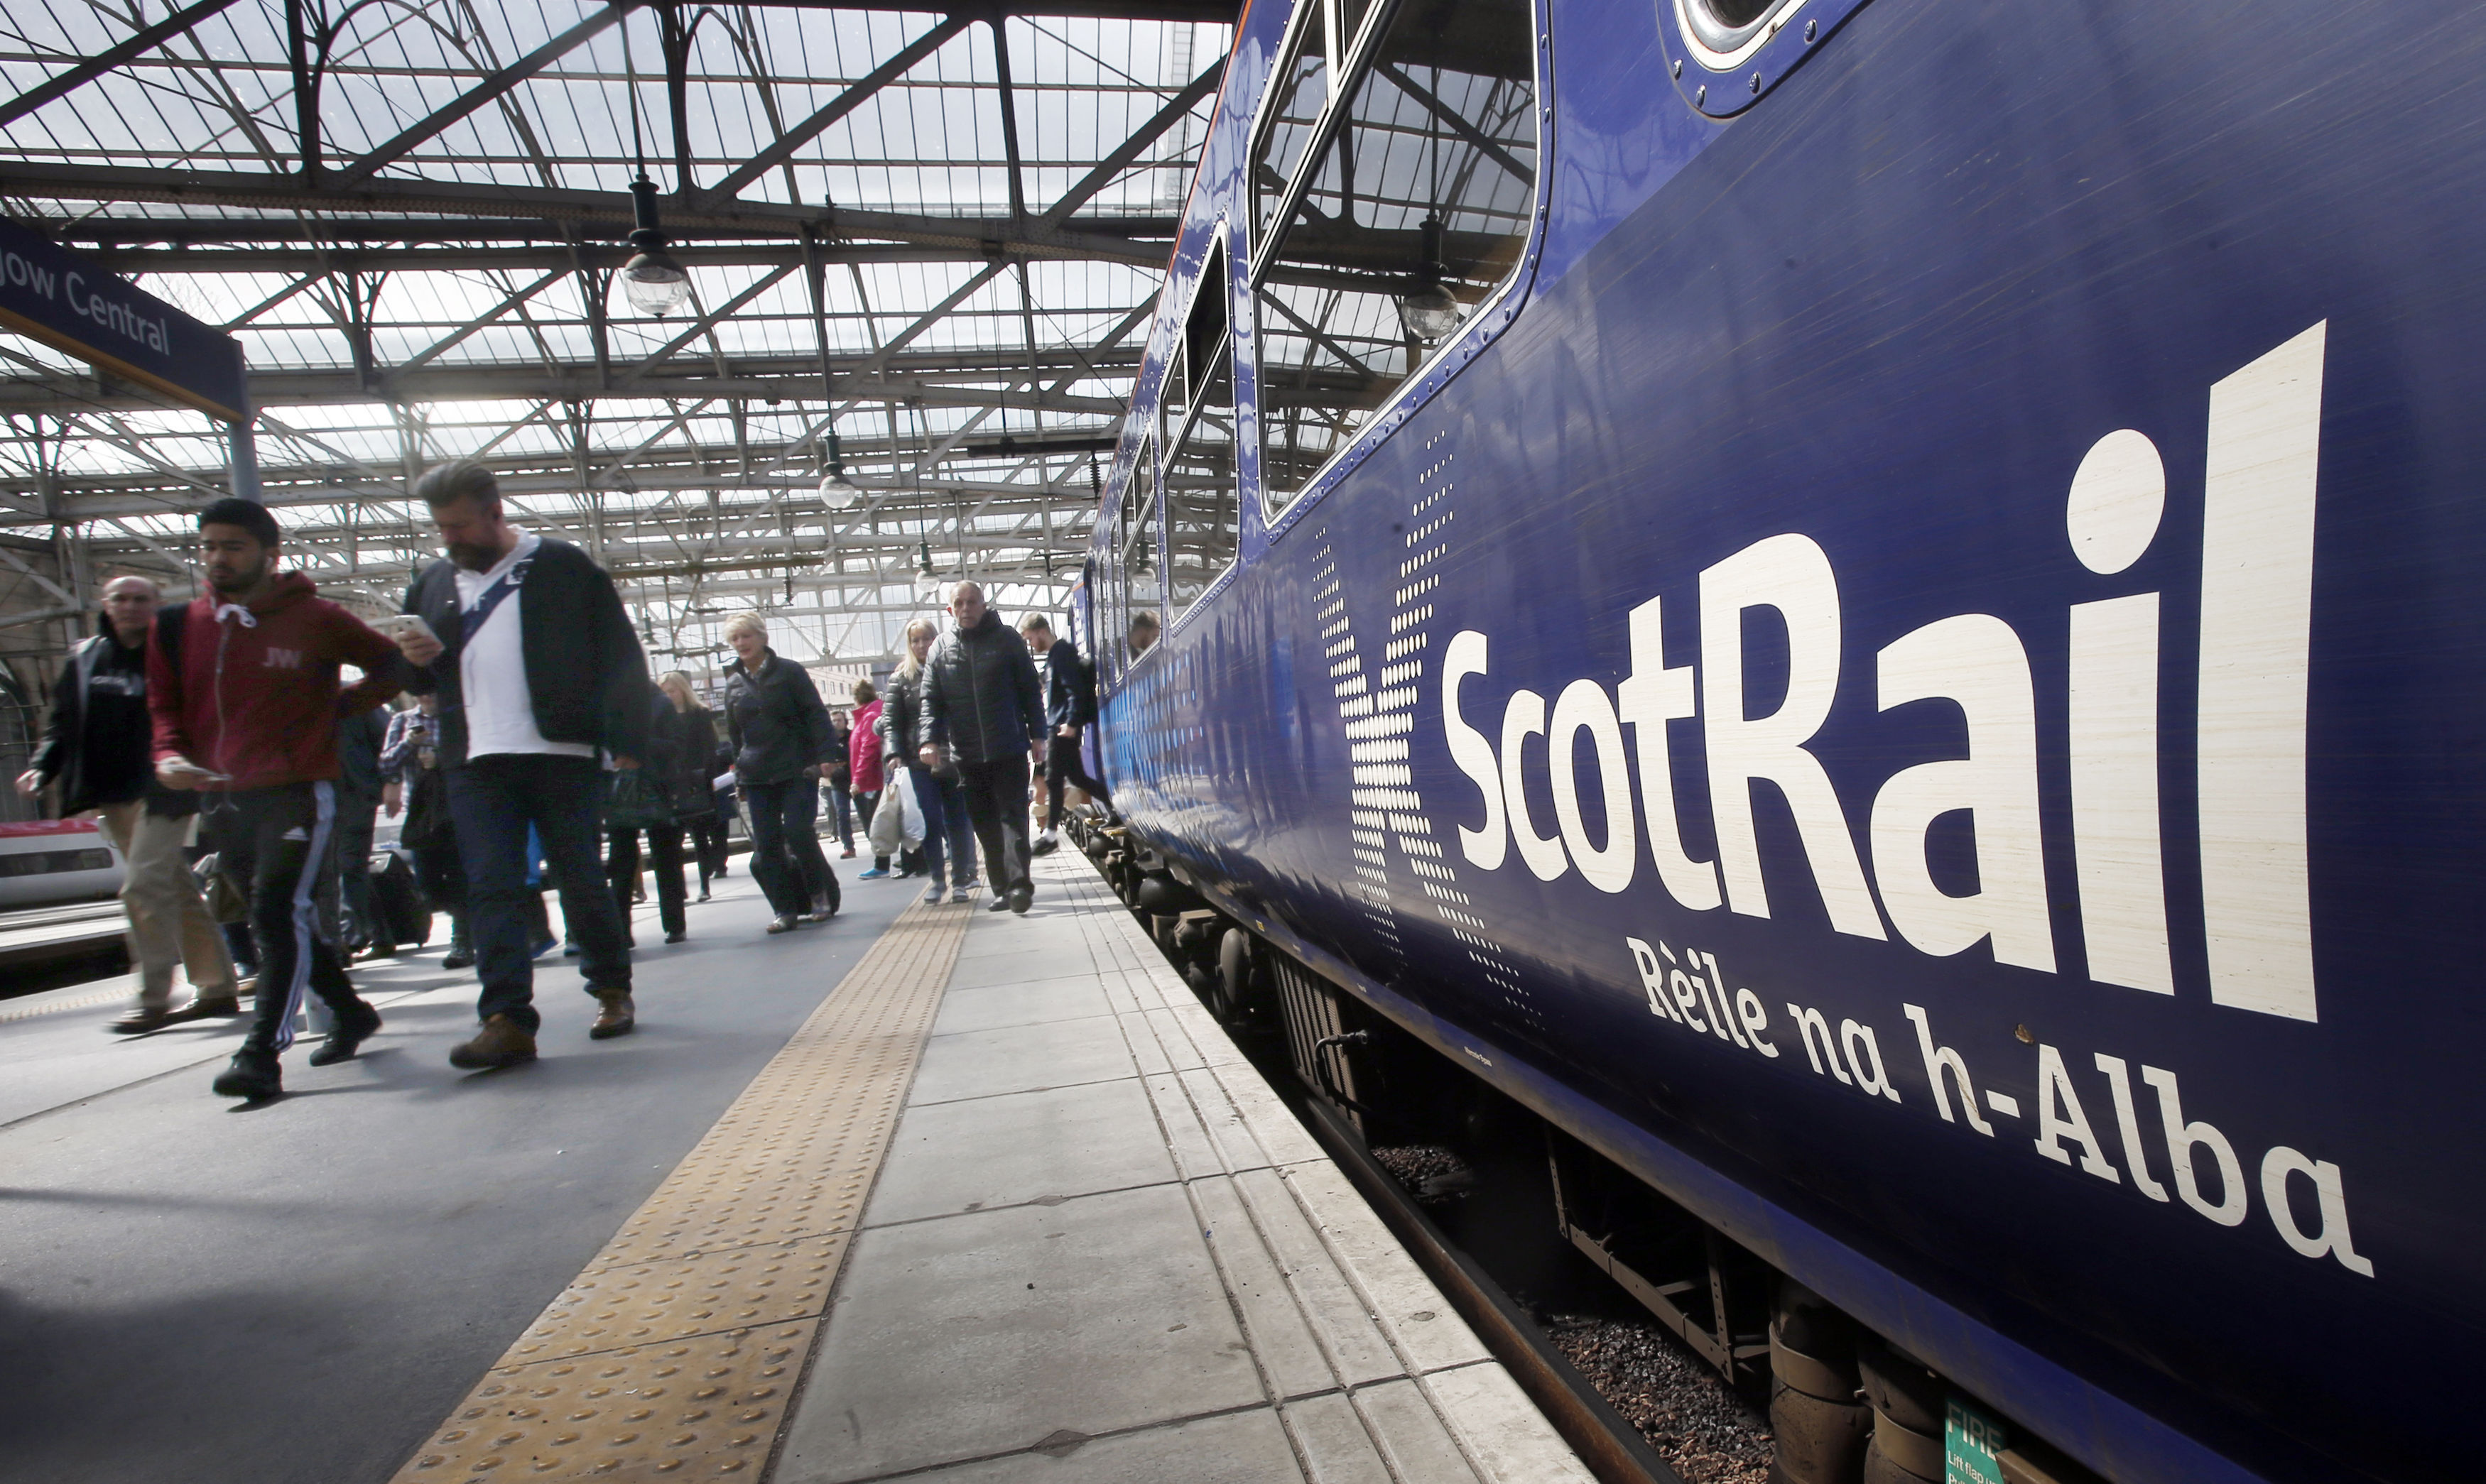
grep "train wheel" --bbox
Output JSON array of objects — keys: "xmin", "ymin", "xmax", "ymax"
[{"xmin": 1215, "ymin": 927, "xmax": 1253, "ymax": 1026}]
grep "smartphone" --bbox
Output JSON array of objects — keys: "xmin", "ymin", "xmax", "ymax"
[{"xmin": 375, "ymin": 613, "xmax": 438, "ymax": 644}]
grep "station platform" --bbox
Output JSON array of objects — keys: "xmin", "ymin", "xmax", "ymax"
[{"xmin": 0, "ymin": 847, "xmax": 1587, "ymax": 1484}]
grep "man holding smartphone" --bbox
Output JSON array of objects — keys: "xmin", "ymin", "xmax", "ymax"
[
  {"xmin": 150, "ymin": 498, "xmax": 411, "ymax": 1099},
  {"xmin": 390, "ymin": 459, "xmax": 651, "ymax": 1069}
]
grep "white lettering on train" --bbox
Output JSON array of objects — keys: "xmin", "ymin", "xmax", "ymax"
[
  {"xmin": 1629, "ymin": 947, "xmax": 2374, "ymax": 1276},
  {"xmin": 1445, "ymin": 325, "xmax": 2330, "ymax": 1021}
]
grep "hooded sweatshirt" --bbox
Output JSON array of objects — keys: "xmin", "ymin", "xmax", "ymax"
[{"xmin": 148, "ymin": 572, "xmax": 407, "ymax": 792}]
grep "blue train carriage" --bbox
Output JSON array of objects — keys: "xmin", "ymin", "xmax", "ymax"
[{"xmin": 1082, "ymin": 0, "xmax": 2485, "ymax": 1480}]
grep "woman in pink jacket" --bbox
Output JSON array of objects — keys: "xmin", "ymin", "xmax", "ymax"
[{"xmin": 848, "ymin": 680, "xmax": 890, "ymax": 878}]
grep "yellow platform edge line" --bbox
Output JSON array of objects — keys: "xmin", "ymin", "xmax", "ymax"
[{"xmin": 389, "ymin": 894, "xmax": 973, "ymax": 1483}]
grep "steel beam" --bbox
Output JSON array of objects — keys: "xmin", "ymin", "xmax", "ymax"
[
  {"xmin": 328, "ymin": 4, "xmax": 639, "ymax": 189},
  {"xmin": 1037, "ymin": 56, "xmax": 1225, "ymax": 227},
  {"xmin": 694, "ymin": 15, "xmax": 974, "ymax": 209},
  {"xmin": 0, "ymin": 0, "xmax": 246, "ymax": 131},
  {"xmin": 0, "ymin": 163, "xmax": 1178, "ymax": 266}
]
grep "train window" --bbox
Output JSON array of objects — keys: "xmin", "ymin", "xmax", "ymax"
[
  {"xmin": 1114, "ymin": 435, "xmax": 1163, "ymax": 672},
  {"xmin": 1678, "ymin": 0, "xmax": 1798, "ymax": 66},
  {"xmin": 1337, "ymin": 0, "xmax": 1374, "ymax": 53},
  {"xmin": 1252, "ymin": 4, "xmax": 1328, "ymax": 241},
  {"xmin": 1253, "ymin": 0, "xmax": 1538, "ymax": 513},
  {"xmin": 1166, "ymin": 344, "xmax": 1239, "ymax": 618},
  {"xmin": 1168, "ymin": 240, "xmax": 1230, "ymax": 422}
]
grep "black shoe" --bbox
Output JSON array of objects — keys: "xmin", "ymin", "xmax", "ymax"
[
  {"xmin": 1009, "ymin": 884, "xmax": 1033, "ymax": 915},
  {"xmin": 443, "ymin": 949, "xmax": 475, "ymax": 971},
  {"xmin": 1032, "ymin": 835, "xmax": 1060, "ymax": 856},
  {"xmin": 665, "ymin": 929, "xmax": 686, "ymax": 944},
  {"xmin": 161, "ymin": 995, "xmax": 245, "ymax": 1025},
  {"xmin": 212, "ymin": 1049, "xmax": 282, "ymax": 1099},
  {"xmin": 109, "ymin": 1006, "xmax": 174, "ymax": 1035},
  {"xmin": 986, "ymin": 894, "xmax": 1012, "ymax": 912},
  {"xmin": 306, "ymin": 1008, "xmax": 381, "ymax": 1066}
]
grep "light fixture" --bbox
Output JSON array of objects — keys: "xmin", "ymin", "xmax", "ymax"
[
  {"xmin": 817, "ymin": 425, "xmax": 862, "ymax": 509},
  {"xmin": 622, "ymin": 176, "xmax": 691, "ymax": 317},
  {"xmin": 1396, "ymin": 214, "xmax": 1461, "ymax": 343}
]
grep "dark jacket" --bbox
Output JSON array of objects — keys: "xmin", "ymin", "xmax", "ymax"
[
  {"xmin": 723, "ymin": 650, "xmax": 833, "ymax": 786},
  {"xmin": 150, "ymin": 572, "xmax": 407, "ymax": 792},
  {"xmin": 661, "ymin": 701, "xmax": 720, "ymax": 815},
  {"xmin": 918, "ymin": 610, "xmax": 1045, "ymax": 765},
  {"xmin": 881, "ymin": 665, "xmax": 926, "ymax": 772},
  {"xmin": 401, "ymin": 535, "xmax": 650, "ymax": 768},
  {"xmin": 1039, "ymin": 635, "xmax": 1097, "ymax": 730},
  {"xmin": 335, "ymin": 706, "xmax": 389, "ymax": 802},
  {"xmin": 33, "ymin": 618, "xmax": 165, "ymax": 815}
]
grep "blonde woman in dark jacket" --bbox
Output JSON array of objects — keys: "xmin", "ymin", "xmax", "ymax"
[{"xmin": 886, "ymin": 618, "xmax": 978, "ymax": 904}]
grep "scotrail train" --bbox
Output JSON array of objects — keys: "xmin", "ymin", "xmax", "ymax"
[{"xmin": 1068, "ymin": 1, "xmax": 2482, "ymax": 1480}]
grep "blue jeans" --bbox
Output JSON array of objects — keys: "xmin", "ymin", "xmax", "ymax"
[
  {"xmin": 906, "ymin": 764, "xmax": 977, "ymax": 888},
  {"xmin": 828, "ymin": 783, "xmax": 854, "ymax": 848},
  {"xmin": 447, "ymin": 753, "xmax": 629, "ymax": 1032}
]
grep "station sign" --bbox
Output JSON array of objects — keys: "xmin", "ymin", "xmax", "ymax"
[{"xmin": 0, "ymin": 215, "xmax": 249, "ymax": 422}]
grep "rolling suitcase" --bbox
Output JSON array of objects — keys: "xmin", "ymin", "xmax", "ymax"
[{"xmin": 369, "ymin": 849, "xmax": 432, "ymax": 948}]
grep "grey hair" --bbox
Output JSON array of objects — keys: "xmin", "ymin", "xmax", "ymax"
[{"xmin": 411, "ymin": 459, "xmax": 502, "ymax": 512}]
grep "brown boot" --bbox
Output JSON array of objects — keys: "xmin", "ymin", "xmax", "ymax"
[
  {"xmin": 590, "ymin": 990, "xmax": 636, "ymax": 1040},
  {"xmin": 449, "ymin": 1014, "xmax": 538, "ymax": 1069}
]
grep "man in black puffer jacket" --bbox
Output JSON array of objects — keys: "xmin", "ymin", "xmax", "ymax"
[{"xmin": 917, "ymin": 580, "xmax": 1045, "ymax": 914}]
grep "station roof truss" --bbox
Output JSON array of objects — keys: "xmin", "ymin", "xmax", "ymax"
[{"xmin": 0, "ymin": 0, "xmax": 1236, "ymax": 663}]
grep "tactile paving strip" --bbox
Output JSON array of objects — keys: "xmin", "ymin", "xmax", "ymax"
[{"xmin": 392, "ymin": 895, "xmax": 971, "ymax": 1483}]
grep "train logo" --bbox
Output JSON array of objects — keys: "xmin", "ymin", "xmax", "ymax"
[{"xmin": 1443, "ymin": 322, "xmax": 2328, "ymax": 1021}]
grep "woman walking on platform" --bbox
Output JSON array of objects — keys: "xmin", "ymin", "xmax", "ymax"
[
  {"xmin": 884, "ymin": 618, "xmax": 977, "ymax": 904},
  {"xmin": 658, "ymin": 672, "xmax": 729, "ymax": 900},
  {"xmin": 604, "ymin": 675, "xmax": 705, "ymax": 945},
  {"xmin": 850, "ymin": 679, "xmax": 890, "ymax": 878},
  {"xmin": 722, "ymin": 614, "xmax": 840, "ymax": 934}
]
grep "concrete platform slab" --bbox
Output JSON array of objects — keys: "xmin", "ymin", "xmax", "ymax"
[
  {"xmin": 771, "ymin": 850, "xmax": 1592, "ymax": 1484},
  {"xmin": 871, "ymin": 1403, "xmax": 1305, "ymax": 1484},
  {"xmin": 906, "ymin": 1011, "xmax": 1136, "ymax": 1105},
  {"xmin": 859, "ymin": 1076, "xmax": 1176, "ymax": 1226},
  {"xmin": 929, "ymin": 975, "xmax": 1113, "ymax": 1035},
  {"xmin": 777, "ymin": 1184, "xmax": 1266, "ymax": 1483}
]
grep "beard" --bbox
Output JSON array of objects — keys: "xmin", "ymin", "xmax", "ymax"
[
  {"xmin": 447, "ymin": 540, "xmax": 501, "ymax": 572},
  {"xmin": 205, "ymin": 554, "xmax": 268, "ymax": 595}
]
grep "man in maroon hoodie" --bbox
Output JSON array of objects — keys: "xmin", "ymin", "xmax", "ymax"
[{"xmin": 150, "ymin": 498, "xmax": 409, "ymax": 1100}]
